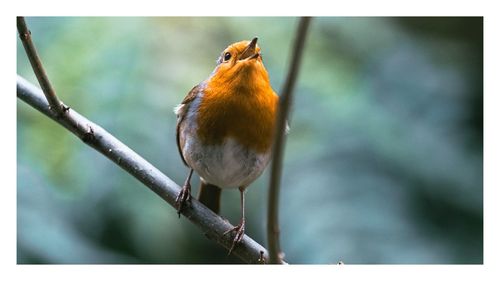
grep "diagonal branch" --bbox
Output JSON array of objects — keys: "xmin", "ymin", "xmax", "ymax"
[
  {"xmin": 17, "ymin": 17, "xmax": 66, "ymax": 116},
  {"xmin": 17, "ymin": 75, "xmax": 269, "ymax": 264},
  {"xmin": 267, "ymin": 17, "xmax": 312, "ymax": 264}
]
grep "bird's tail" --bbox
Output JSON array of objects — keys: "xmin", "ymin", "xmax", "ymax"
[{"xmin": 197, "ymin": 181, "xmax": 222, "ymax": 214}]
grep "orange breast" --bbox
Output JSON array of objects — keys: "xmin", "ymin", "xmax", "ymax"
[{"xmin": 196, "ymin": 71, "xmax": 278, "ymax": 153}]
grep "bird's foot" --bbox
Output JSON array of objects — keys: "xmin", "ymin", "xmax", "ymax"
[
  {"xmin": 175, "ymin": 182, "xmax": 191, "ymax": 218},
  {"xmin": 224, "ymin": 218, "xmax": 245, "ymax": 255}
]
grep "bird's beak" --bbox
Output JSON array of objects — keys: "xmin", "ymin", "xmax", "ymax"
[{"xmin": 239, "ymin": 37, "xmax": 260, "ymax": 60}]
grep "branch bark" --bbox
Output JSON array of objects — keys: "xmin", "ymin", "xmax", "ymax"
[
  {"xmin": 267, "ymin": 17, "xmax": 312, "ymax": 264},
  {"xmin": 17, "ymin": 75, "xmax": 270, "ymax": 263}
]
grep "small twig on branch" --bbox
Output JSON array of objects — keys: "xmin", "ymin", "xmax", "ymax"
[
  {"xmin": 17, "ymin": 75, "xmax": 270, "ymax": 263},
  {"xmin": 17, "ymin": 16, "xmax": 66, "ymax": 116},
  {"xmin": 267, "ymin": 16, "xmax": 312, "ymax": 264}
]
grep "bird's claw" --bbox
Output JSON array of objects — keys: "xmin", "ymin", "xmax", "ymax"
[
  {"xmin": 224, "ymin": 219, "xmax": 245, "ymax": 255},
  {"xmin": 175, "ymin": 183, "xmax": 191, "ymax": 217}
]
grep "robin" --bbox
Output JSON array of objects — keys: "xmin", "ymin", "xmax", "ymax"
[{"xmin": 174, "ymin": 37, "xmax": 278, "ymax": 253}]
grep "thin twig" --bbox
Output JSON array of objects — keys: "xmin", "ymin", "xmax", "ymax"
[
  {"xmin": 17, "ymin": 75, "xmax": 269, "ymax": 263},
  {"xmin": 267, "ymin": 17, "xmax": 312, "ymax": 264},
  {"xmin": 17, "ymin": 17, "xmax": 65, "ymax": 116}
]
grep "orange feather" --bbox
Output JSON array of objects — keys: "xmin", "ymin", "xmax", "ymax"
[{"xmin": 196, "ymin": 41, "xmax": 278, "ymax": 153}]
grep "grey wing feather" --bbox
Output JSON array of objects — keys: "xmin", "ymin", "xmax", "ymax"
[{"xmin": 175, "ymin": 85, "xmax": 200, "ymax": 166}]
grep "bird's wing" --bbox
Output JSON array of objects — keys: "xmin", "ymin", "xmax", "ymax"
[{"xmin": 175, "ymin": 85, "xmax": 200, "ymax": 166}]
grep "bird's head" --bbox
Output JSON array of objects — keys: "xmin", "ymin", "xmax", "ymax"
[{"xmin": 209, "ymin": 37, "xmax": 270, "ymax": 88}]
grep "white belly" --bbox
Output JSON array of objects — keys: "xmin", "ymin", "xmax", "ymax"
[{"xmin": 183, "ymin": 136, "xmax": 271, "ymax": 188}]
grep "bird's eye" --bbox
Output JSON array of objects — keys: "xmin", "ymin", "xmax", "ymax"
[{"xmin": 223, "ymin": 52, "xmax": 231, "ymax": 61}]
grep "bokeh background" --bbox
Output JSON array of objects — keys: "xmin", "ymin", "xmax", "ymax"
[{"xmin": 17, "ymin": 17, "xmax": 483, "ymax": 264}]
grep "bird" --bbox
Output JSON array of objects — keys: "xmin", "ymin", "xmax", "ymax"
[{"xmin": 174, "ymin": 37, "xmax": 279, "ymax": 253}]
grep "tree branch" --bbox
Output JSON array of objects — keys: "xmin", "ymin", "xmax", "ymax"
[
  {"xmin": 267, "ymin": 17, "xmax": 312, "ymax": 264},
  {"xmin": 17, "ymin": 17, "xmax": 66, "ymax": 116},
  {"xmin": 17, "ymin": 74, "xmax": 271, "ymax": 263}
]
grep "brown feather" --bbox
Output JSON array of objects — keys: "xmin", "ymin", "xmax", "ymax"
[{"xmin": 197, "ymin": 182, "xmax": 222, "ymax": 214}]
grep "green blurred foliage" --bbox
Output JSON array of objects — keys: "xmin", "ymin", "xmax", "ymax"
[{"xmin": 17, "ymin": 17, "xmax": 482, "ymax": 264}]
